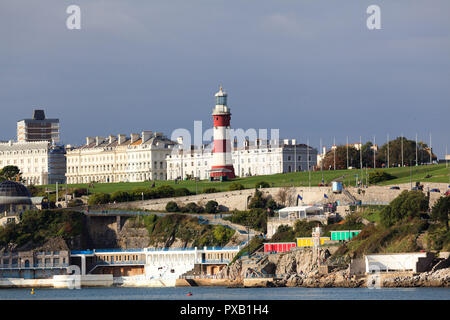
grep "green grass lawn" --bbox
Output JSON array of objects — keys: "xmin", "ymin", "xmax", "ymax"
[{"xmin": 40, "ymin": 164, "xmax": 450, "ymax": 194}]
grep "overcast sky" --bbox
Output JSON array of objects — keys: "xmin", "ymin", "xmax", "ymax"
[{"xmin": 1, "ymin": 0, "xmax": 449, "ymax": 157}]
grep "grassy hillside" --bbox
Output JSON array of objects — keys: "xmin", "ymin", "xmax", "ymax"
[{"xmin": 39, "ymin": 164, "xmax": 449, "ymax": 195}]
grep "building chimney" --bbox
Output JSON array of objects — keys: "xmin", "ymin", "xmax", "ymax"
[
  {"xmin": 95, "ymin": 136, "xmax": 104, "ymax": 146},
  {"xmin": 292, "ymin": 139, "xmax": 296, "ymax": 145},
  {"xmin": 283, "ymin": 139, "xmax": 290, "ymax": 145},
  {"xmin": 130, "ymin": 133, "xmax": 140, "ymax": 143},
  {"xmin": 142, "ymin": 131, "xmax": 152, "ymax": 143},
  {"xmin": 118, "ymin": 134, "xmax": 126, "ymax": 144},
  {"xmin": 108, "ymin": 135, "xmax": 116, "ymax": 144},
  {"xmin": 86, "ymin": 137, "xmax": 95, "ymax": 146}
]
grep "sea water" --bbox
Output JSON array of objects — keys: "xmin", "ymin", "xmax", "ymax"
[{"xmin": 0, "ymin": 286, "xmax": 449, "ymax": 300}]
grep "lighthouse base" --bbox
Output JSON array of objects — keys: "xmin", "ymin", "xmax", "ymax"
[{"xmin": 209, "ymin": 166, "xmax": 236, "ymax": 181}]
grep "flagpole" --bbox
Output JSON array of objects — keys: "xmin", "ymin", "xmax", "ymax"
[
  {"xmin": 333, "ymin": 136, "xmax": 336, "ymax": 170},
  {"xmin": 307, "ymin": 137, "xmax": 311, "ymax": 188},
  {"xmin": 346, "ymin": 136, "xmax": 349, "ymax": 169},
  {"xmin": 320, "ymin": 137, "xmax": 324, "ymax": 185}
]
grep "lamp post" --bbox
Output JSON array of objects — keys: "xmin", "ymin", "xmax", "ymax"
[
  {"xmin": 401, "ymin": 133, "xmax": 404, "ymax": 167},
  {"xmin": 195, "ymin": 177, "xmax": 198, "ymax": 195},
  {"xmin": 410, "ymin": 159, "xmax": 417, "ymax": 190},
  {"xmin": 246, "ymin": 217, "xmax": 251, "ymax": 258}
]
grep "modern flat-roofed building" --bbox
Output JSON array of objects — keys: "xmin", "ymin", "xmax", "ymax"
[{"xmin": 17, "ymin": 109, "xmax": 60, "ymax": 143}]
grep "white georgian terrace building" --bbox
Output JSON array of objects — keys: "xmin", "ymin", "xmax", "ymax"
[
  {"xmin": 0, "ymin": 140, "xmax": 66, "ymax": 185},
  {"xmin": 65, "ymin": 131, "xmax": 177, "ymax": 184},
  {"xmin": 166, "ymin": 139, "xmax": 317, "ymax": 180}
]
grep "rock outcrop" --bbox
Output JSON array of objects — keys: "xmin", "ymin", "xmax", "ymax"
[{"xmin": 382, "ymin": 268, "xmax": 450, "ymax": 287}]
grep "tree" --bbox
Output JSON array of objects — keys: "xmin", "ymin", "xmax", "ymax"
[
  {"xmin": 380, "ymin": 190, "xmax": 428, "ymax": 227},
  {"xmin": 431, "ymin": 197, "xmax": 449, "ymax": 230},
  {"xmin": 248, "ymin": 190, "xmax": 267, "ymax": 209},
  {"xmin": 0, "ymin": 165, "xmax": 21, "ymax": 181},
  {"xmin": 322, "ymin": 146, "xmax": 360, "ymax": 170},
  {"xmin": 377, "ymin": 137, "xmax": 435, "ymax": 167},
  {"xmin": 275, "ymin": 186, "xmax": 296, "ymax": 206}
]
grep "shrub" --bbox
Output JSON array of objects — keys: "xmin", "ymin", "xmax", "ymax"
[
  {"xmin": 73, "ymin": 188, "xmax": 88, "ymax": 198},
  {"xmin": 271, "ymin": 225, "xmax": 296, "ymax": 242},
  {"xmin": 67, "ymin": 199, "xmax": 84, "ymax": 208},
  {"xmin": 205, "ymin": 200, "xmax": 219, "ymax": 213},
  {"xmin": 110, "ymin": 190, "xmax": 131, "ymax": 203},
  {"xmin": 227, "ymin": 208, "xmax": 267, "ymax": 233},
  {"xmin": 154, "ymin": 185, "xmax": 175, "ymax": 198},
  {"xmin": 174, "ymin": 188, "xmax": 191, "ymax": 197},
  {"xmin": 266, "ymin": 198, "xmax": 279, "ymax": 211},
  {"xmin": 165, "ymin": 201, "xmax": 180, "ymax": 212},
  {"xmin": 231, "ymin": 237, "xmax": 264, "ymax": 263},
  {"xmin": 213, "ymin": 225, "xmax": 235, "ymax": 246},
  {"xmin": 255, "ymin": 181, "xmax": 270, "ymax": 189},
  {"xmin": 88, "ymin": 193, "xmax": 111, "ymax": 205},
  {"xmin": 203, "ymin": 187, "xmax": 220, "ymax": 194},
  {"xmin": 181, "ymin": 202, "xmax": 205, "ymax": 213},
  {"xmin": 129, "ymin": 188, "xmax": 155, "ymax": 201},
  {"xmin": 368, "ymin": 170, "xmax": 396, "ymax": 184},
  {"xmin": 228, "ymin": 182, "xmax": 244, "ymax": 191}
]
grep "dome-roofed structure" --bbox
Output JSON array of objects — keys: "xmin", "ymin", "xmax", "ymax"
[{"xmin": 0, "ymin": 180, "xmax": 32, "ymax": 199}]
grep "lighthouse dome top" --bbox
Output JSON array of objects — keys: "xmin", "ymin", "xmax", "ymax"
[{"xmin": 214, "ymin": 86, "xmax": 227, "ymax": 97}]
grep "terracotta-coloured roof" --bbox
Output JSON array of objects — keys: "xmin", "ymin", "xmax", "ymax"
[{"xmin": 130, "ymin": 139, "xmax": 142, "ymax": 146}]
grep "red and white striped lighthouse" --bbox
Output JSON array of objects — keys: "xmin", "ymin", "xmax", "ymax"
[{"xmin": 210, "ymin": 86, "xmax": 236, "ymax": 180}]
